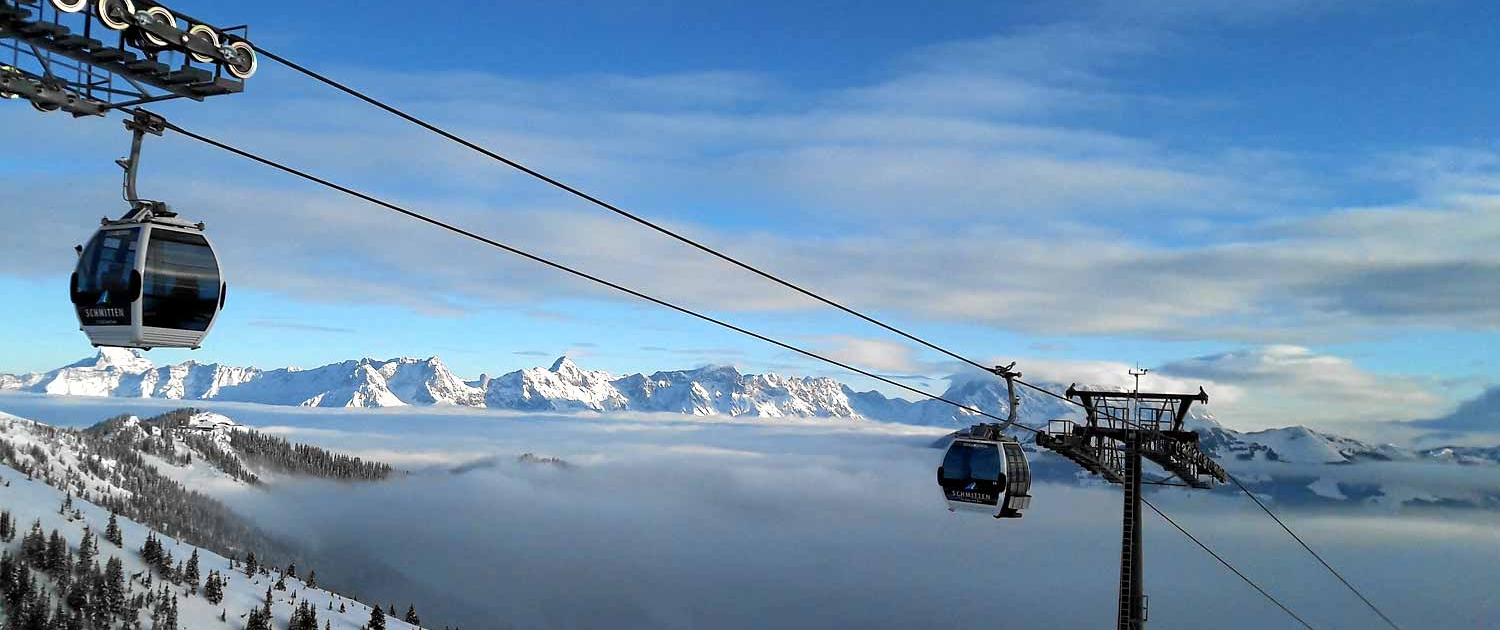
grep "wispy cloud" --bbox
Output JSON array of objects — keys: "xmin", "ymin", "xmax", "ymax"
[
  {"xmin": 0, "ymin": 3, "xmax": 1490, "ymax": 363},
  {"xmin": 247, "ymin": 320, "xmax": 358, "ymax": 334}
]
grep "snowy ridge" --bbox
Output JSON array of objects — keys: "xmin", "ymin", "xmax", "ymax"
[
  {"xmin": 4, "ymin": 352, "xmax": 1498, "ymax": 470},
  {"xmin": 0, "ymin": 411, "xmax": 251, "ymax": 505},
  {"xmin": 1201, "ymin": 424, "xmax": 1424, "ymax": 465},
  {"xmin": 1419, "ymin": 445, "xmax": 1500, "ymax": 465},
  {"xmin": 0, "ymin": 442, "xmax": 424, "ymax": 629},
  {"xmin": 482, "ymin": 357, "xmax": 628, "ymax": 411},
  {"xmin": 1, "ymin": 352, "xmax": 866, "ymax": 418},
  {"xmin": 0, "ymin": 351, "xmax": 1091, "ymax": 423},
  {"xmin": 0, "ymin": 410, "xmax": 429, "ymax": 628}
]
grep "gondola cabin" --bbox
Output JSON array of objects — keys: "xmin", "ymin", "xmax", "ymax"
[
  {"xmin": 70, "ymin": 216, "xmax": 224, "ymax": 349},
  {"xmin": 938, "ymin": 433, "xmax": 1032, "ymax": 518}
]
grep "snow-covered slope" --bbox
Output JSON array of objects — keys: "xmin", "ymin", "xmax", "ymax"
[
  {"xmin": 0, "ymin": 409, "xmax": 427, "ymax": 628},
  {"xmin": 0, "ymin": 410, "xmax": 251, "ymax": 508},
  {"xmin": 0, "ymin": 448, "xmax": 423, "ymax": 630},
  {"xmin": 1193, "ymin": 423, "xmax": 1421, "ymax": 465}
]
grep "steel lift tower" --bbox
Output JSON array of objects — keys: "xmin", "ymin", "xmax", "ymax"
[{"xmin": 1035, "ymin": 373, "xmax": 1228, "ymax": 630}]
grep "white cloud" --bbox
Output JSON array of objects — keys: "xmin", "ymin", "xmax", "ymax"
[
  {"xmin": 812, "ymin": 336, "xmax": 932, "ymax": 376},
  {"xmin": 4, "ymin": 156, "xmax": 1497, "ymax": 346},
  {"xmin": 2, "ymin": 12, "xmax": 1495, "ymax": 349},
  {"xmin": 1159, "ymin": 346, "xmax": 1448, "ymax": 429}
]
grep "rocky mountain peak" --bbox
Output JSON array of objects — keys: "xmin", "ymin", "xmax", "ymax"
[{"xmin": 78, "ymin": 347, "xmax": 154, "ymax": 371}]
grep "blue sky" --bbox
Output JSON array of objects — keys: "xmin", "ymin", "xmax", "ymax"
[{"xmin": 2, "ymin": 0, "xmax": 1496, "ymax": 429}]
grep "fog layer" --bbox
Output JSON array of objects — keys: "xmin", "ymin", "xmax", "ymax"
[{"xmin": 5, "ymin": 395, "xmax": 1497, "ymax": 629}]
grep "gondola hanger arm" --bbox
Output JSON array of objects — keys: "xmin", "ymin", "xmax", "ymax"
[{"xmin": 118, "ymin": 109, "xmax": 172, "ymax": 220}]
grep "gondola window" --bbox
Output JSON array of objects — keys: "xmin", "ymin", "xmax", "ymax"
[
  {"xmin": 141, "ymin": 230, "xmax": 221, "ymax": 331},
  {"xmin": 75, "ymin": 228, "xmax": 140, "ymax": 326}
]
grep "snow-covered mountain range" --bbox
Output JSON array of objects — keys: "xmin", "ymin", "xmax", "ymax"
[
  {"xmin": 4, "ymin": 350, "xmax": 1497, "ymax": 473},
  {"xmin": 0, "ymin": 349, "xmax": 900, "ymax": 419}
]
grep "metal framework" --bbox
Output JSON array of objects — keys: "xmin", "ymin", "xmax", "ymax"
[
  {"xmin": 0, "ymin": 0, "xmax": 253, "ymax": 116},
  {"xmin": 1035, "ymin": 376, "xmax": 1227, "ymax": 630}
]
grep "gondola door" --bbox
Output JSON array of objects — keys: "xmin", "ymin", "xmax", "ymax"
[{"xmin": 137, "ymin": 224, "xmax": 224, "ymax": 348}]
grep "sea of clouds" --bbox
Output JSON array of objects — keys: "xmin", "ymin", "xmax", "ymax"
[{"xmin": 3, "ymin": 392, "xmax": 1496, "ymax": 629}]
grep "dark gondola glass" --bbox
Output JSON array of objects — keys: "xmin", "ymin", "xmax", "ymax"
[
  {"xmin": 72, "ymin": 219, "xmax": 224, "ymax": 349},
  {"xmin": 938, "ymin": 435, "xmax": 1033, "ymax": 518}
]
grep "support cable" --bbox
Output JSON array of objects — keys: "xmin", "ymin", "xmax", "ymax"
[
  {"xmin": 251, "ymin": 48, "xmax": 1067, "ymax": 391},
  {"xmin": 203, "ymin": 52, "xmax": 1397, "ymax": 620},
  {"xmin": 1226, "ymin": 473, "xmax": 1403, "ymax": 630},
  {"xmin": 150, "ymin": 113, "xmax": 1327, "ymax": 630},
  {"xmin": 1141, "ymin": 497, "xmax": 1318, "ymax": 630},
  {"xmin": 149, "ymin": 112, "xmax": 1033, "ymax": 434}
]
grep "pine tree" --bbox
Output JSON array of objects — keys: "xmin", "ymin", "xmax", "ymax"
[
  {"xmin": 104, "ymin": 513, "xmax": 122, "ymax": 547},
  {"xmin": 88, "ymin": 563, "xmax": 111, "ymax": 629},
  {"xmin": 163, "ymin": 596, "xmax": 179, "ymax": 630},
  {"xmin": 405, "ymin": 604, "xmax": 420, "ymax": 625},
  {"xmin": 275, "ymin": 575, "xmax": 287, "ymax": 591},
  {"xmin": 0, "ymin": 509, "xmax": 12, "ymax": 542},
  {"xmin": 0, "ymin": 551, "xmax": 17, "ymax": 608},
  {"xmin": 244, "ymin": 551, "xmax": 259, "ymax": 577},
  {"xmin": 50, "ymin": 602, "xmax": 68, "ymax": 630},
  {"xmin": 65, "ymin": 572, "xmax": 88, "ymax": 611},
  {"xmin": 21, "ymin": 520, "xmax": 47, "ymax": 564},
  {"xmin": 53, "ymin": 562, "xmax": 72, "ymax": 595},
  {"xmin": 389, "ymin": 604, "xmax": 397, "ymax": 616},
  {"xmin": 103, "ymin": 556, "xmax": 126, "ymax": 617},
  {"xmin": 203, "ymin": 570, "xmax": 225, "ymax": 605},
  {"xmin": 6, "ymin": 562, "xmax": 33, "ymax": 612},
  {"xmin": 245, "ymin": 606, "xmax": 272, "ymax": 630},
  {"xmin": 20, "ymin": 590, "xmax": 52, "ymax": 630},
  {"xmin": 306, "ymin": 569, "xmax": 317, "ymax": 589},
  {"xmin": 0, "ymin": 551, "xmax": 13, "ymax": 594},
  {"xmin": 141, "ymin": 532, "xmax": 161, "ymax": 569},
  {"xmin": 45, "ymin": 529, "xmax": 69, "ymax": 574},
  {"xmin": 285, "ymin": 562, "xmax": 297, "ymax": 579},
  {"xmin": 289, "ymin": 600, "xmax": 320, "ymax": 630},
  {"xmin": 184, "ymin": 549, "xmax": 200, "ymax": 585},
  {"xmin": 76, "ymin": 527, "xmax": 96, "ymax": 572},
  {"xmin": 368, "ymin": 603, "xmax": 387, "ymax": 630}
]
